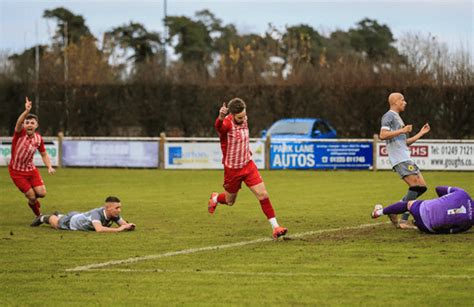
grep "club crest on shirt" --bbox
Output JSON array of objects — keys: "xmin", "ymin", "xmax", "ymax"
[{"xmin": 447, "ymin": 205, "xmax": 467, "ymax": 215}]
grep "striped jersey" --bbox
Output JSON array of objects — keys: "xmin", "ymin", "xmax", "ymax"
[
  {"xmin": 215, "ymin": 114, "xmax": 251, "ymax": 169},
  {"xmin": 9, "ymin": 128, "xmax": 45, "ymax": 172}
]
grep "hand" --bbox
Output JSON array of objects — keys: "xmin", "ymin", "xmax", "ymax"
[
  {"xmin": 124, "ymin": 223, "xmax": 136, "ymax": 231},
  {"xmin": 419, "ymin": 123, "xmax": 430, "ymax": 135},
  {"xmin": 403, "ymin": 124, "xmax": 413, "ymax": 133},
  {"xmin": 218, "ymin": 102, "xmax": 228, "ymax": 120},
  {"xmin": 25, "ymin": 97, "xmax": 32, "ymax": 112},
  {"xmin": 48, "ymin": 167, "xmax": 56, "ymax": 175}
]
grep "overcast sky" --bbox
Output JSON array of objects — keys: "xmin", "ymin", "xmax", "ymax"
[{"xmin": 0, "ymin": 0, "xmax": 472, "ymax": 55}]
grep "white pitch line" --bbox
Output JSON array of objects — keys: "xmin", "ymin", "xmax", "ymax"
[
  {"xmin": 66, "ymin": 222, "xmax": 387, "ymax": 272},
  {"xmin": 89, "ymin": 268, "xmax": 473, "ymax": 280}
]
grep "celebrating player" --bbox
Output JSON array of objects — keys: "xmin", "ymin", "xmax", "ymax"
[
  {"xmin": 371, "ymin": 186, "xmax": 473, "ymax": 234},
  {"xmin": 208, "ymin": 97, "xmax": 287, "ymax": 239},
  {"xmin": 30, "ymin": 196, "xmax": 136, "ymax": 232},
  {"xmin": 9, "ymin": 97, "xmax": 56, "ymax": 216},
  {"xmin": 379, "ymin": 92, "xmax": 430, "ymax": 228}
]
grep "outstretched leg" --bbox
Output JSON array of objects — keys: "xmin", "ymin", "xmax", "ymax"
[
  {"xmin": 372, "ymin": 201, "xmax": 415, "ymax": 219},
  {"xmin": 249, "ymin": 182, "xmax": 287, "ymax": 239},
  {"xmin": 208, "ymin": 191, "xmax": 238, "ymax": 214},
  {"xmin": 398, "ymin": 173, "xmax": 427, "ymax": 227}
]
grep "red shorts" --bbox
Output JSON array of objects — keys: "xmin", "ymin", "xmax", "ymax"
[
  {"xmin": 223, "ymin": 160, "xmax": 263, "ymax": 194},
  {"xmin": 9, "ymin": 168, "xmax": 45, "ymax": 193}
]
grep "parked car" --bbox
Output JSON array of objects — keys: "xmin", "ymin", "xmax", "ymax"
[{"xmin": 261, "ymin": 118, "xmax": 337, "ymax": 139}]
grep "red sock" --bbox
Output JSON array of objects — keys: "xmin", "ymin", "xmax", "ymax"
[
  {"xmin": 28, "ymin": 201, "xmax": 41, "ymax": 216},
  {"xmin": 259, "ymin": 198, "xmax": 275, "ymax": 219},
  {"xmin": 217, "ymin": 193, "xmax": 227, "ymax": 204}
]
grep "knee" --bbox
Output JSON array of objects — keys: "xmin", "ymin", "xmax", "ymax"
[
  {"xmin": 410, "ymin": 186, "xmax": 427, "ymax": 197},
  {"xmin": 24, "ymin": 191, "xmax": 36, "ymax": 201},
  {"xmin": 49, "ymin": 216, "xmax": 60, "ymax": 229},
  {"xmin": 35, "ymin": 190, "xmax": 47, "ymax": 198},
  {"xmin": 26, "ymin": 195, "xmax": 36, "ymax": 202},
  {"xmin": 256, "ymin": 190, "xmax": 269, "ymax": 201}
]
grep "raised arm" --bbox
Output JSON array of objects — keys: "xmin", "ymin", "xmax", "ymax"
[
  {"xmin": 15, "ymin": 97, "xmax": 32, "ymax": 132},
  {"xmin": 406, "ymin": 123, "xmax": 430, "ymax": 146},
  {"xmin": 215, "ymin": 102, "xmax": 230, "ymax": 134},
  {"xmin": 435, "ymin": 186, "xmax": 464, "ymax": 197}
]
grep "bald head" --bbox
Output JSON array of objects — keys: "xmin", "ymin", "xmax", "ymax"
[{"xmin": 388, "ymin": 92, "xmax": 407, "ymax": 112}]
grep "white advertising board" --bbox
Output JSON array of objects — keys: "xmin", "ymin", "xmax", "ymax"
[
  {"xmin": 376, "ymin": 141, "xmax": 474, "ymax": 171},
  {"xmin": 0, "ymin": 139, "xmax": 59, "ymax": 167},
  {"xmin": 62, "ymin": 140, "xmax": 159, "ymax": 168},
  {"xmin": 165, "ymin": 141, "xmax": 265, "ymax": 169}
]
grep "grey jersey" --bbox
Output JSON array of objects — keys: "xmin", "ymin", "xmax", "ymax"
[
  {"xmin": 69, "ymin": 207, "xmax": 122, "ymax": 231},
  {"xmin": 381, "ymin": 110, "xmax": 411, "ymax": 166}
]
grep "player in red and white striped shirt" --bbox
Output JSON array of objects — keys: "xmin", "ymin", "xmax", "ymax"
[
  {"xmin": 208, "ymin": 97, "xmax": 287, "ymax": 239},
  {"xmin": 9, "ymin": 97, "xmax": 56, "ymax": 216}
]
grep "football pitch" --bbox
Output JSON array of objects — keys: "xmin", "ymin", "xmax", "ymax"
[{"xmin": 1, "ymin": 168, "xmax": 473, "ymax": 305}]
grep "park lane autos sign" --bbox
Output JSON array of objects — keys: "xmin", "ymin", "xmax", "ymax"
[
  {"xmin": 0, "ymin": 139, "xmax": 59, "ymax": 167},
  {"xmin": 376, "ymin": 141, "xmax": 474, "ymax": 170},
  {"xmin": 270, "ymin": 141, "xmax": 373, "ymax": 169}
]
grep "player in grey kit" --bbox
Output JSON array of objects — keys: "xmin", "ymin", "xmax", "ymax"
[
  {"xmin": 372, "ymin": 186, "xmax": 473, "ymax": 234},
  {"xmin": 30, "ymin": 196, "xmax": 135, "ymax": 232},
  {"xmin": 379, "ymin": 92, "xmax": 431, "ymax": 229}
]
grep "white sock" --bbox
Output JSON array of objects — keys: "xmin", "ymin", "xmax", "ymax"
[
  {"xmin": 268, "ymin": 217, "xmax": 279, "ymax": 229},
  {"xmin": 212, "ymin": 195, "xmax": 218, "ymax": 203},
  {"xmin": 376, "ymin": 209, "xmax": 384, "ymax": 216},
  {"xmin": 40, "ymin": 215, "xmax": 46, "ymax": 223}
]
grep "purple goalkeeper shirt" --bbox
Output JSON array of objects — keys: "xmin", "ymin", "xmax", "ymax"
[{"xmin": 418, "ymin": 187, "xmax": 473, "ymax": 234}]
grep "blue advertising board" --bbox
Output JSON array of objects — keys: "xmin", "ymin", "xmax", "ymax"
[{"xmin": 270, "ymin": 141, "xmax": 373, "ymax": 169}]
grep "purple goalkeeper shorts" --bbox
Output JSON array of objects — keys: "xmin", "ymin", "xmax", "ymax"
[{"xmin": 410, "ymin": 200, "xmax": 432, "ymax": 234}]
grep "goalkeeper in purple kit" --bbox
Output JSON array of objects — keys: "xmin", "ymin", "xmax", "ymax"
[{"xmin": 372, "ymin": 186, "xmax": 473, "ymax": 234}]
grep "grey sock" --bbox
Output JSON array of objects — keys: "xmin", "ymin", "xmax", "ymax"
[
  {"xmin": 41, "ymin": 215, "xmax": 51, "ymax": 224},
  {"xmin": 400, "ymin": 189, "xmax": 419, "ymax": 222},
  {"xmin": 402, "ymin": 189, "xmax": 419, "ymax": 202}
]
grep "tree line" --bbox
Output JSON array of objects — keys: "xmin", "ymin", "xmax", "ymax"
[{"xmin": 0, "ymin": 7, "xmax": 472, "ymax": 138}]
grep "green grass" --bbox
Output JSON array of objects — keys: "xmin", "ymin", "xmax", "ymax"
[{"xmin": 1, "ymin": 168, "xmax": 473, "ymax": 305}]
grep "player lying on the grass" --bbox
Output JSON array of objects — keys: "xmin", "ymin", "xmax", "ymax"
[
  {"xmin": 208, "ymin": 98, "xmax": 287, "ymax": 239},
  {"xmin": 30, "ymin": 196, "xmax": 136, "ymax": 232},
  {"xmin": 9, "ymin": 97, "xmax": 56, "ymax": 217},
  {"xmin": 372, "ymin": 186, "xmax": 473, "ymax": 234}
]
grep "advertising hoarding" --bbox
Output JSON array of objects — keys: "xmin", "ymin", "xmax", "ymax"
[
  {"xmin": 165, "ymin": 141, "xmax": 265, "ymax": 169},
  {"xmin": 376, "ymin": 142, "xmax": 474, "ymax": 170},
  {"xmin": 270, "ymin": 141, "xmax": 373, "ymax": 169},
  {"xmin": 62, "ymin": 140, "xmax": 159, "ymax": 168}
]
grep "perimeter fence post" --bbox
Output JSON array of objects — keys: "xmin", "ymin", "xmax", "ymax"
[
  {"xmin": 265, "ymin": 134, "xmax": 271, "ymax": 170},
  {"xmin": 372, "ymin": 134, "xmax": 378, "ymax": 172},
  {"xmin": 57, "ymin": 131, "xmax": 64, "ymax": 168},
  {"xmin": 159, "ymin": 132, "xmax": 166, "ymax": 169}
]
